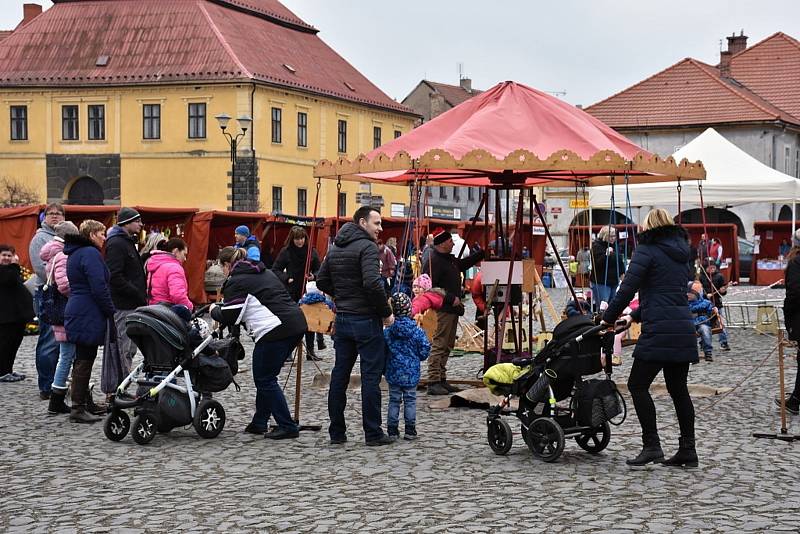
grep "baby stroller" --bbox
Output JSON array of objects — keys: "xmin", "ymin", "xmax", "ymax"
[
  {"xmin": 484, "ymin": 314, "xmax": 626, "ymax": 462},
  {"xmin": 103, "ymin": 305, "xmax": 243, "ymax": 445}
]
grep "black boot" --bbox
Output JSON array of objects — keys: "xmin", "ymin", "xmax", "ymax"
[
  {"xmin": 86, "ymin": 390, "xmax": 108, "ymax": 416},
  {"xmin": 626, "ymin": 433, "xmax": 664, "ymax": 466},
  {"xmin": 662, "ymin": 436, "xmax": 698, "ymax": 468},
  {"xmin": 317, "ymin": 333, "xmax": 326, "ymax": 351},
  {"xmin": 69, "ymin": 360, "xmax": 100, "ymax": 424},
  {"xmin": 774, "ymin": 394, "xmax": 800, "ymax": 415},
  {"xmin": 305, "ymin": 345, "xmax": 322, "ymax": 361},
  {"xmin": 47, "ymin": 387, "xmax": 70, "ymax": 415}
]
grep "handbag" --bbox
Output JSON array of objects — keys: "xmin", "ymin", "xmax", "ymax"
[
  {"xmin": 574, "ymin": 378, "xmax": 626, "ymax": 427},
  {"xmin": 40, "ymin": 260, "xmax": 67, "ymax": 326}
]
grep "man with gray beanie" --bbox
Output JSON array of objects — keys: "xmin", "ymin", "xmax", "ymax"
[{"xmin": 105, "ymin": 207, "xmax": 146, "ymax": 373}]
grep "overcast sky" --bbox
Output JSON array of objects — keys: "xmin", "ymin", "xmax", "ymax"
[{"xmin": 3, "ymin": 1, "xmax": 799, "ymax": 107}]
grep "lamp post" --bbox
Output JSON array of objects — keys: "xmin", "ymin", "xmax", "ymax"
[{"xmin": 215, "ymin": 113, "xmax": 252, "ymax": 211}]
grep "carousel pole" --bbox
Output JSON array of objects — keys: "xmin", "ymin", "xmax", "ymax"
[{"xmin": 528, "ymin": 187, "xmax": 535, "ymax": 353}]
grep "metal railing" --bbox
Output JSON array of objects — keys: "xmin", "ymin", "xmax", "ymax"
[{"xmin": 722, "ymin": 299, "xmax": 784, "ymax": 332}]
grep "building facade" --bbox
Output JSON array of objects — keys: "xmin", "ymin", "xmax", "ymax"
[{"xmin": 0, "ymin": 0, "xmax": 418, "ymax": 215}]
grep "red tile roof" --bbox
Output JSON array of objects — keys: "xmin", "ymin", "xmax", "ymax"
[
  {"xmin": 424, "ymin": 80, "xmax": 483, "ymax": 107},
  {"xmin": 0, "ymin": 31, "xmax": 12, "ymax": 43},
  {"xmin": 0, "ymin": 0, "xmax": 413, "ymax": 115},
  {"xmin": 586, "ymin": 32, "xmax": 800, "ymax": 128}
]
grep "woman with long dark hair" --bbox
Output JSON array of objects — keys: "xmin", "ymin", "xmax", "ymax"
[
  {"xmin": 212, "ymin": 247, "xmax": 307, "ymax": 439},
  {"xmin": 601, "ymin": 208, "xmax": 699, "ymax": 468},
  {"xmin": 272, "ymin": 226, "xmax": 324, "ymax": 360}
]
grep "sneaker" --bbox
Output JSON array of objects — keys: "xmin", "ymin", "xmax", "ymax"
[
  {"xmin": 11, "ymin": 371, "xmax": 25, "ymax": 380},
  {"xmin": 0, "ymin": 373, "xmax": 16, "ymax": 383},
  {"xmin": 774, "ymin": 396, "xmax": 800, "ymax": 415},
  {"xmin": 612, "ymin": 354, "xmax": 623, "ymax": 366},
  {"xmin": 264, "ymin": 427, "xmax": 300, "ymax": 440},
  {"xmin": 366, "ymin": 434, "xmax": 396, "ymax": 446},
  {"xmin": 387, "ymin": 425, "xmax": 400, "ymax": 438},
  {"xmin": 427, "ymin": 382, "xmax": 449, "ymax": 396},
  {"xmin": 244, "ymin": 423, "xmax": 268, "ymax": 435},
  {"xmin": 404, "ymin": 425, "xmax": 418, "ymax": 441},
  {"xmin": 721, "ymin": 344, "xmax": 731, "ymax": 352},
  {"xmin": 704, "ymin": 353, "xmax": 713, "ymax": 362}
]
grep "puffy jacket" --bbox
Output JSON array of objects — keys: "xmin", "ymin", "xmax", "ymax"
[
  {"xmin": 145, "ymin": 250, "xmax": 193, "ymax": 310},
  {"xmin": 272, "ymin": 243, "xmax": 320, "ymax": 302},
  {"xmin": 384, "ymin": 316, "xmax": 430, "ymax": 388},
  {"xmin": 590, "ymin": 239, "xmax": 626, "ymax": 288},
  {"xmin": 105, "ymin": 225, "xmax": 147, "ymax": 310},
  {"xmin": 64, "ymin": 234, "xmax": 116, "ymax": 346},
  {"xmin": 40, "ymin": 239, "xmax": 71, "ymax": 342},
  {"xmin": 235, "ymin": 236, "xmax": 261, "ymax": 262},
  {"xmin": 411, "ymin": 290, "xmax": 445, "ymax": 316},
  {"xmin": 211, "ymin": 260, "xmax": 306, "ymax": 342},
  {"xmin": 603, "ymin": 224, "xmax": 698, "ymax": 364},
  {"xmin": 688, "ymin": 294, "xmax": 714, "ymax": 326},
  {"xmin": 0, "ymin": 263, "xmax": 34, "ymax": 325},
  {"xmin": 28, "ymin": 222, "xmax": 57, "ymax": 287},
  {"xmin": 424, "ymin": 248, "xmax": 485, "ymax": 316},
  {"xmin": 316, "ymin": 222, "xmax": 391, "ymax": 318},
  {"xmin": 784, "ymin": 254, "xmax": 800, "ymax": 341},
  {"xmin": 700, "ymin": 271, "xmax": 727, "ymax": 309}
]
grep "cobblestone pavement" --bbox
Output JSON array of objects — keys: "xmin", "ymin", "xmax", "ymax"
[{"xmin": 1, "ymin": 288, "xmax": 799, "ymax": 532}]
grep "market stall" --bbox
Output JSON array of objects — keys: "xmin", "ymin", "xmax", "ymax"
[
  {"xmin": 0, "ymin": 205, "xmax": 43, "ymax": 268},
  {"xmin": 63, "ymin": 205, "xmax": 118, "ymax": 229},
  {"xmin": 682, "ymin": 223, "xmax": 740, "ymax": 282},
  {"xmin": 261, "ymin": 213, "xmax": 328, "ymax": 260},
  {"xmin": 751, "ymin": 221, "xmax": 792, "ymax": 286}
]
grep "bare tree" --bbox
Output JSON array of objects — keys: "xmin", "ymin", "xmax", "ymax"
[{"xmin": 0, "ymin": 177, "xmax": 40, "ymax": 208}]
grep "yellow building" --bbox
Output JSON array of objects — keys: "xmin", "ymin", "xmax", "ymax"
[{"xmin": 0, "ymin": 1, "xmax": 418, "ymax": 215}]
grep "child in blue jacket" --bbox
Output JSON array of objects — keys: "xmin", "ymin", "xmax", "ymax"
[
  {"xmin": 384, "ymin": 292, "xmax": 431, "ymax": 440},
  {"xmin": 687, "ymin": 287, "xmax": 716, "ymax": 362}
]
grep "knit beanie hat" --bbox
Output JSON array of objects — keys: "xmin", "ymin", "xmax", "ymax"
[
  {"xmin": 433, "ymin": 228, "xmax": 452, "ymax": 246},
  {"xmin": 389, "ymin": 293, "xmax": 412, "ymax": 318},
  {"xmin": 413, "ymin": 274, "xmax": 432, "ymax": 291},
  {"xmin": 235, "ymin": 225, "xmax": 251, "ymax": 237},
  {"xmin": 117, "ymin": 207, "xmax": 141, "ymax": 226},
  {"xmin": 793, "ymin": 229, "xmax": 800, "ymax": 247}
]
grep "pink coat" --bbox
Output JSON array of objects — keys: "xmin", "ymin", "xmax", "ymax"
[
  {"xmin": 412, "ymin": 290, "xmax": 445, "ymax": 316},
  {"xmin": 145, "ymin": 251, "xmax": 193, "ymax": 310},
  {"xmin": 40, "ymin": 239, "xmax": 71, "ymax": 342}
]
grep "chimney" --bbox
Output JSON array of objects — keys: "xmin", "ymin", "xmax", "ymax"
[
  {"xmin": 719, "ymin": 50, "xmax": 732, "ymax": 77},
  {"xmin": 459, "ymin": 77, "xmax": 472, "ymax": 93},
  {"xmin": 727, "ymin": 30, "xmax": 748, "ymax": 56},
  {"xmin": 20, "ymin": 4, "xmax": 42, "ymax": 28}
]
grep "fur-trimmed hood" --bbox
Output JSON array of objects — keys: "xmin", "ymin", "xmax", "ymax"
[{"xmin": 63, "ymin": 233, "xmax": 97, "ymax": 255}]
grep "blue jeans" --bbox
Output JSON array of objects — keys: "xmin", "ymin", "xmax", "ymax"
[
  {"xmin": 697, "ymin": 323, "xmax": 713, "ymax": 355},
  {"xmin": 718, "ymin": 327, "xmax": 728, "ymax": 346},
  {"xmin": 52, "ymin": 342, "xmax": 76, "ymax": 390},
  {"xmin": 251, "ymin": 334, "xmax": 302, "ymax": 432},
  {"xmin": 34, "ymin": 289, "xmax": 59, "ymax": 394},
  {"xmin": 328, "ymin": 314, "xmax": 386, "ymax": 441},
  {"xmin": 591, "ymin": 283, "xmax": 617, "ymax": 312},
  {"xmin": 387, "ymin": 385, "xmax": 416, "ymax": 429}
]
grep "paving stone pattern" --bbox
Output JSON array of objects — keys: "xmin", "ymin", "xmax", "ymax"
[{"xmin": 1, "ymin": 288, "xmax": 799, "ymax": 532}]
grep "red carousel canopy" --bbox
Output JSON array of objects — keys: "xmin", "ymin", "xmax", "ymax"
[{"xmin": 314, "ymin": 81, "xmax": 705, "ymax": 187}]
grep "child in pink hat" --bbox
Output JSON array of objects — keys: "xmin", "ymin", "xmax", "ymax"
[{"xmin": 411, "ymin": 274, "xmax": 445, "ymax": 316}]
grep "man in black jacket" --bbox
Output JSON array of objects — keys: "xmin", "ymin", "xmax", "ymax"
[
  {"xmin": 317, "ymin": 206, "xmax": 395, "ymax": 446},
  {"xmin": 105, "ymin": 207, "xmax": 146, "ymax": 373},
  {"xmin": 700, "ymin": 261, "xmax": 730, "ymax": 351},
  {"xmin": 424, "ymin": 229, "xmax": 484, "ymax": 395}
]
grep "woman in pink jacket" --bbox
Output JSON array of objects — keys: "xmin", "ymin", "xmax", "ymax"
[
  {"xmin": 145, "ymin": 238, "xmax": 193, "ymax": 310},
  {"xmin": 39, "ymin": 221, "xmax": 79, "ymax": 415}
]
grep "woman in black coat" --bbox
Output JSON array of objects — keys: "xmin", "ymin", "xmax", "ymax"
[
  {"xmin": 272, "ymin": 226, "xmax": 324, "ymax": 360},
  {"xmin": 779, "ymin": 232, "xmax": 800, "ymax": 415},
  {"xmin": 601, "ymin": 209, "xmax": 698, "ymax": 468},
  {"xmin": 0, "ymin": 244, "xmax": 34, "ymax": 382}
]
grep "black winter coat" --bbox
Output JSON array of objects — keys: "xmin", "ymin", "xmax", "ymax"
[
  {"xmin": 316, "ymin": 222, "xmax": 391, "ymax": 318},
  {"xmin": 424, "ymin": 248, "xmax": 485, "ymax": 315},
  {"xmin": 272, "ymin": 244, "xmax": 320, "ymax": 302},
  {"xmin": 603, "ymin": 225, "xmax": 698, "ymax": 364},
  {"xmin": 590, "ymin": 239, "xmax": 626, "ymax": 287},
  {"xmin": 784, "ymin": 254, "xmax": 800, "ymax": 341},
  {"xmin": 700, "ymin": 271, "xmax": 727, "ymax": 308},
  {"xmin": 0, "ymin": 263, "xmax": 34, "ymax": 324},
  {"xmin": 105, "ymin": 225, "xmax": 147, "ymax": 310},
  {"xmin": 211, "ymin": 260, "xmax": 307, "ymax": 342}
]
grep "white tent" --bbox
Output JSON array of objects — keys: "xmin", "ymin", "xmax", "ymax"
[{"xmin": 589, "ymin": 128, "xmax": 800, "ymax": 209}]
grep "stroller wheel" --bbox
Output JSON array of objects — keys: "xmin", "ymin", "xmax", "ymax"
[
  {"xmin": 575, "ymin": 422, "xmax": 611, "ymax": 454},
  {"xmin": 526, "ymin": 417, "xmax": 565, "ymax": 462},
  {"xmin": 103, "ymin": 411, "xmax": 130, "ymax": 442},
  {"xmin": 132, "ymin": 414, "xmax": 157, "ymax": 445},
  {"xmin": 194, "ymin": 399, "xmax": 226, "ymax": 439},
  {"xmin": 487, "ymin": 418, "xmax": 513, "ymax": 455}
]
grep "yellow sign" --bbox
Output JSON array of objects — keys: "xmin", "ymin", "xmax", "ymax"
[{"xmin": 569, "ymin": 199, "xmax": 589, "ymax": 209}]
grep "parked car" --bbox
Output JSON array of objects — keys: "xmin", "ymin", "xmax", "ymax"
[{"xmin": 738, "ymin": 237, "xmax": 754, "ymax": 281}]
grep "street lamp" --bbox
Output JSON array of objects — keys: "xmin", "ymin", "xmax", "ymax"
[{"xmin": 215, "ymin": 113, "xmax": 252, "ymax": 211}]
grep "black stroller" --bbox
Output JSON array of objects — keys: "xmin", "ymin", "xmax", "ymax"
[
  {"xmin": 484, "ymin": 314, "xmax": 626, "ymax": 462},
  {"xmin": 103, "ymin": 305, "xmax": 243, "ymax": 445}
]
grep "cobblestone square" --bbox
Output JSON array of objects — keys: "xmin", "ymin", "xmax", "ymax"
[{"xmin": 1, "ymin": 289, "xmax": 799, "ymax": 533}]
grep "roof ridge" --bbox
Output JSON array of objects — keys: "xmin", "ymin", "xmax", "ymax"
[
  {"xmin": 586, "ymin": 57, "xmax": 696, "ymax": 111},
  {"xmin": 728, "ymin": 31, "xmax": 800, "ymax": 61},
  {"xmin": 688, "ymin": 58, "xmax": 783, "ymax": 120},
  {"xmin": 197, "ymin": 0, "xmax": 253, "ymax": 79}
]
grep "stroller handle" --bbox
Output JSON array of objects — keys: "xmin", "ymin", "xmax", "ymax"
[
  {"xmin": 575, "ymin": 324, "xmax": 607, "ymax": 342},
  {"xmin": 192, "ymin": 304, "xmax": 212, "ymax": 319}
]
